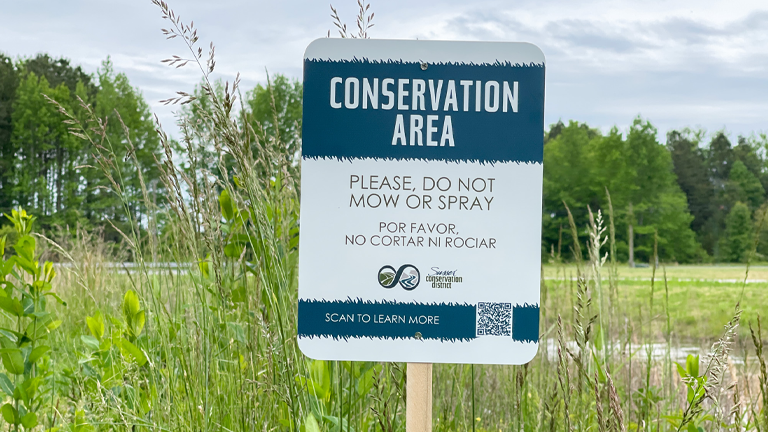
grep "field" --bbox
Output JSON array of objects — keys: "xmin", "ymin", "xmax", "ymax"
[
  {"xmin": 544, "ymin": 263, "xmax": 768, "ymax": 282},
  {"xmin": 544, "ymin": 264, "xmax": 768, "ymax": 340}
]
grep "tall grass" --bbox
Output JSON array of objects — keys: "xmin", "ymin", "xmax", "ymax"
[{"xmin": 0, "ymin": 1, "xmax": 761, "ymax": 431}]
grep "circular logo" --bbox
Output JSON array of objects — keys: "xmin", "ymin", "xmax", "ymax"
[{"xmin": 378, "ymin": 264, "xmax": 420, "ymax": 290}]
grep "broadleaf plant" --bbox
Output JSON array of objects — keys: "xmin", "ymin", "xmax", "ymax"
[{"xmin": 0, "ymin": 208, "xmax": 63, "ymax": 431}]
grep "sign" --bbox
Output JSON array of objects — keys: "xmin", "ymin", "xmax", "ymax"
[{"xmin": 298, "ymin": 39, "xmax": 545, "ymax": 365}]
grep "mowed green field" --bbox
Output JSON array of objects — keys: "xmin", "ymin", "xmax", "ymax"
[
  {"xmin": 544, "ymin": 263, "xmax": 768, "ymax": 281},
  {"xmin": 542, "ymin": 264, "xmax": 768, "ymax": 341}
]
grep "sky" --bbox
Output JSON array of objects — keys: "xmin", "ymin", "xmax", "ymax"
[{"xmin": 2, "ymin": 0, "xmax": 768, "ymax": 143}]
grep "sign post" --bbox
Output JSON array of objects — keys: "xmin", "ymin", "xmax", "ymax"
[
  {"xmin": 299, "ymin": 38, "xmax": 545, "ymax": 429},
  {"xmin": 406, "ymin": 363, "xmax": 432, "ymax": 432}
]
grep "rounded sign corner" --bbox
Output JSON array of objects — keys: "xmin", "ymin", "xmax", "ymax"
[
  {"xmin": 518, "ymin": 341, "xmax": 540, "ymax": 364},
  {"xmin": 304, "ymin": 38, "xmax": 333, "ymax": 61},
  {"xmin": 297, "ymin": 338, "xmax": 322, "ymax": 360},
  {"xmin": 521, "ymin": 42, "xmax": 546, "ymax": 65}
]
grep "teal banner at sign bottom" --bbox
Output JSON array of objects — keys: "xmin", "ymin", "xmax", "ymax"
[{"xmin": 298, "ymin": 299, "xmax": 539, "ymax": 343}]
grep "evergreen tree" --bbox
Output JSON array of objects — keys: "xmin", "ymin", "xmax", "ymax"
[
  {"xmin": 735, "ymin": 135, "xmax": 768, "ymax": 192},
  {"xmin": 668, "ymin": 129, "xmax": 713, "ymax": 233},
  {"xmin": 721, "ymin": 202, "xmax": 753, "ymax": 262},
  {"xmin": 705, "ymin": 132, "xmax": 737, "ymax": 259},
  {"xmin": 1, "ymin": 55, "xmax": 163, "ymax": 239},
  {"xmin": 10, "ymin": 73, "xmax": 77, "ymax": 226},
  {"xmin": 23, "ymin": 54, "xmax": 97, "ymax": 100},
  {"xmin": 0, "ymin": 53, "xmax": 18, "ymax": 217},
  {"xmin": 5, "ymin": 54, "xmax": 98, "ymax": 230},
  {"xmin": 708, "ymin": 131, "xmax": 734, "ymax": 185},
  {"xmin": 733, "ymin": 136, "xmax": 764, "ymax": 179},
  {"xmin": 544, "ymin": 119, "xmax": 565, "ymax": 143}
]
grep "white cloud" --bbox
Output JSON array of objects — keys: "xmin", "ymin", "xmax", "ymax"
[{"xmin": 1, "ymin": 0, "xmax": 766, "ymax": 142}]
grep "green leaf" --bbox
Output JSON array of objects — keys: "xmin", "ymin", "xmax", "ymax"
[
  {"xmin": 357, "ymin": 368, "xmax": 375, "ymax": 395},
  {"xmin": 28, "ymin": 345, "xmax": 49, "ymax": 364},
  {"xmin": 133, "ymin": 310, "xmax": 145, "ymax": 336},
  {"xmin": 119, "ymin": 338, "xmax": 147, "ymax": 366},
  {"xmin": 321, "ymin": 415, "xmax": 352, "ymax": 431},
  {"xmin": 0, "ymin": 236, "xmax": 5, "ymax": 259},
  {"xmin": 42, "ymin": 260, "xmax": 55, "ymax": 282},
  {"xmin": 1, "ymin": 403, "xmax": 17, "ymax": 425},
  {"xmin": 21, "ymin": 412, "xmax": 37, "ymax": 429},
  {"xmin": 12, "ymin": 384, "xmax": 25, "ymax": 402},
  {"xmin": 73, "ymin": 409, "xmax": 94, "ymax": 432},
  {"xmin": 31, "ymin": 281, "xmax": 45, "ymax": 295},
  {"xmin": 219, "ymin": 189, "xmax": 235, "ymax": 221},
  {"xmin": 25, "ymin": 315, "xmax": 54, "ymax": 341},
  {"xmin": 20, "ymin": 376, "xmax": 41, "ymax": 401},
  {"xmin": 308, "ymin": 360, "xmax": 331, "ymax": 399},
  {"xmin": 0, "ymin": 374, "xmax": 14, "ymax": 397},
  {"xmin": 224, "ymin": 241, "xmax": 245, "ymax": 258},
  {"xmin": 198, "ymin": 257, "xmax": 210, "ymax": 279},
  {"xmin": 304, "ymin": 413, "xmax": 321, "ymax": 432},
  {"xmin": 0, "ymin": 261, "xmax": 12, "ymax": 279},
  {"xmin": 227, "ymin": 322, "xmax": 246, "ymax": 345},
  {"xmin": 231, "ymin": 285, "xmax": 247, "ymax": 303},
  {"xmin": 0, "ymin": 348, "xmax": 24, "ymax": 375},
  {"xmin": 123, "ymin": 290, "xmax": 140, "ymax": 320},
  {"xmin": 591, "ymin": 350, "xmax": 607, "ymax": 383},
  {"xmin": 22, "ymin": 296, "xmax": 33, "ymax": 315},
  {"xmin": 0, "ymin": 329, "xmax": 21, "ymax": 345},
  {"xmin": 43, "ymin": 292, "xmax": 67, "ymax": 306},
  {"xmin": 11, "ymin": 256, "xmax": 37, "ymax": 276},
  {"xmin": 12, "ymin": 235, "xmax": 35, "ymax": 262},
  {"xmin": 80, "ymin": 336, "xmax": 100, "ymax": 352},
  {"xmin": 87, "ymin": 312, "xmax": 105, "ymax": 340},
  {"xmin": 686, "ymin": 354, "xmax": 700, "ymax": 377},
  {"xmin": 0, "ymin": 296, "xmax": 24, "ymax": 317},
  {"xmin": 108, "ymin": 315, "xmax": 123, "ymax": 329},
  {"xmin": 240, "ymin": 208, "xmax": 251, "ymax": 223},
  {"xmin": 12, "ymin": 382, "xmax": 26, "ymax": 404},
  {"xmin": 593, "ymin": 324, "xmax": 604, "ymax": 352}
]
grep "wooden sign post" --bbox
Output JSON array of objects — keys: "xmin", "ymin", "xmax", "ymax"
[
  {"xmin": 297, "ymin": 38, "xmax": 546, "ymax": 431},
  {"xmin": 406, "ymin": 363, "xmax": 433, "ymax": 432}
]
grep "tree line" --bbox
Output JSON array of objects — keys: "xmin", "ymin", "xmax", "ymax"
[
  {"xmin": 0, "ymin": 53, "xmax": 162, "ymax": 243},
  {"xmin": 543, "ymin": 120, "xmax": 768, "ymax": 264},
  {"xmin": 0, "ymin": 53, "xmax": 301, "ymax": 248},
  {"xmin": 1, "ymin": 53, "xmax": 764, "ymax": 263}
]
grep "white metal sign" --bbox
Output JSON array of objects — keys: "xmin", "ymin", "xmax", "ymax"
[{"xmin": 298, "ymin": 39, "xmax": 545, "ymax": 364}]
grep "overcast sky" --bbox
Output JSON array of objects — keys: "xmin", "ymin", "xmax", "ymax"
[{"xmin": 2, "ymin": 0, "xmax": 767, "ymax": 142}]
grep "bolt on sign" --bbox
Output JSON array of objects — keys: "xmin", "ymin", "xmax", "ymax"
[{"xmin": 298, "ymin": 39, "xmax": 545, "ymax": 365}]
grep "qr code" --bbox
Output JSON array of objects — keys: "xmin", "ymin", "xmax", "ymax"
[{"xmin": 476, "ymin": 302, "xmax": 512, "ymax": 336}]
